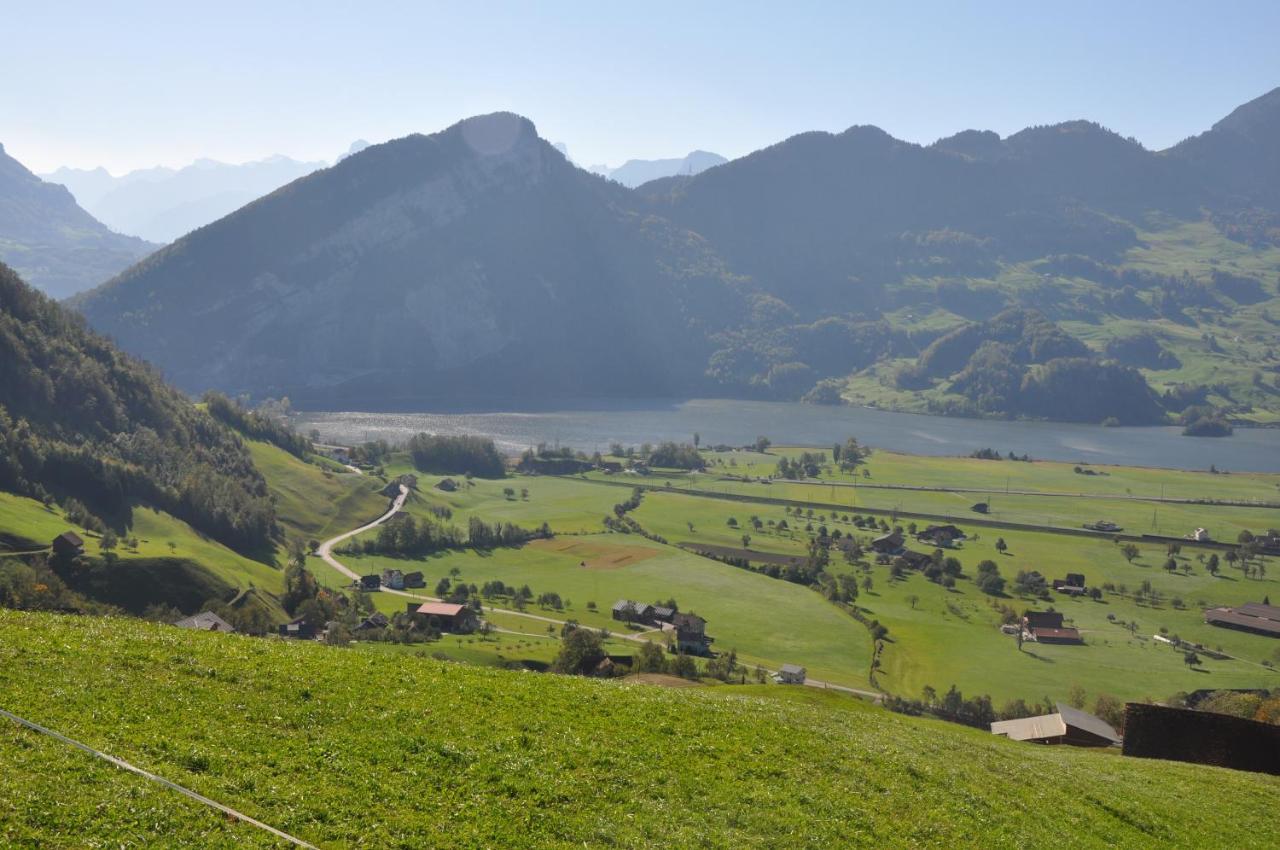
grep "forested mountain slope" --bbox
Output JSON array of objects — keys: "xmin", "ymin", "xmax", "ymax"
[{"xmin": 0, "ymin": 144, "xmax": 155, "ymax": 298}]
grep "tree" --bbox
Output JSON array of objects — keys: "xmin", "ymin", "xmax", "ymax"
[
  {"xmin": 754, "ymin": 436, "xmax": 772, "ymax": 454},
  {"xmin": 1183, "ymin": 651, "xmax": 1200, "ymax": 668},
  {"xmin": 906, "ymin": 594, "xmax": 919, "ymax": 610},
  {"xmin": 995, "ymin": 537, "xmax": 1008, "ymax": 554},
  {"xmin": 832, "ymin": 443, "xmax": 842, "ymax": 464},
  {"xmin": 503, "ymin": 487, "xmax": 516, "ymax": 500},
  {"xmin": 670, "ymin": 653, "xmax": 698, "ymax": 679},
  {"xmin": 1164, "ymin": 557, "xmax": 1178, "ymax": 573},
  {"xmin": 1067, "ymin": 683, "xmax": 1087, "ymax": 709},
  {"xmin": 1093, "ymin": 693, "xmax": 1125, "ymax": 732},
  {"xmin": 742, "ymin": 534, "xmax": 752, "ymax": 549},
  {"xmin": 635, "ymin": 640, "xmax": 667, "ymax": 673},
  {"xmin": 552, "ymin": 626, "xmax": 605, "ymax": 675},
  {"xmin": 1206, "ymin": 553, "xmax": 1220, "ymax": 575},
  {"xmin": 98, "ymin": 530, "xmax": 118, "ymax": 553},
  {"xmin": 1121, "ymin": 543, "xmax": 1140, "ymax": 563},
  {"xmin": 693, "ymin": 432, "xmax": 701, "ymax": 448}
]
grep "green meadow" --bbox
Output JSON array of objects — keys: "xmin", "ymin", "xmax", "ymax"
[{"xmin": 3, "ymin": 611, "xmax": 1278, "ymax": 849}]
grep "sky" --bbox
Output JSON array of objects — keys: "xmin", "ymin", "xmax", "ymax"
[{"xmin": 4, "ymin": 0, "xmax": 1279, "ymax": 175}]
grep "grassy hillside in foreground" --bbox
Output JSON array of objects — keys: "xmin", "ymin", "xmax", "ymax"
[{"xmin": 1, "ymin": 612, "xmax": 1279, "ymax": 849}]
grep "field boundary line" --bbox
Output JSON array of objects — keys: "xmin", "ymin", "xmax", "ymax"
[{"xmin": 0, "ymin": 706, "xmax": 319, "ymax": 849}]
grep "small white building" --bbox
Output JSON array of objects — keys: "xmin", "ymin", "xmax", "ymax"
[{"xmin": 775, "ymin": 664, "xmax": 807, "ymax": 685}]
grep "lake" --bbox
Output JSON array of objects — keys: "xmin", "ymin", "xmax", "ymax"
[{"xmin": 294, "ymin": 399, "xmax": 1280, "ymax": 473}]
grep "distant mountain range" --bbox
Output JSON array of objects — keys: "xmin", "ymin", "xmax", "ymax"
[
  {"xmin": 0, "ymin": 143, "xmax": 155, "ymax": 298},
  {"xmin": 43, "ymin": 154, "xmax": 328, "ymax": 243},
  {"xmin": 73, "ymin": 89, "xmax": 1280, "ymax": 423},
  {"xmin": 589, "ymin": 150, "xmax": 727, "ymax": 187}
]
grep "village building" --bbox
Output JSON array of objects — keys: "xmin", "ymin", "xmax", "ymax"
[
  {"xmin": 51, "ymin": 530, "xmax": 85, "ymax": 558},
  {"xmin": 870, "ymin": 530, "xmax": 905, "ymax": 555},
  {"xmin": 403, "ymin": 571, "xmax": 425, "ymax": 588},
  {"xmin": 672, "ymin": 612, "xmax": 714, "ymax": 655},
  {"xmin": 381, "ymin": 569, "xmax": 405, "ymax": 590},
  {"xmin": 1022, "ymin": 611, "xmax": 1083, "ymax": 644},
  {"xmin": 352, "ymin": 611, "xmax": 389, "ymax": 632},
  {"xmin": 408, "ymin": 601, "xmax": 478, "ymax": 633},
  {"xmin": 278, "ymin": 618, "xmax": 316, "ymax": 640},
  {"xmin": 916, "ymin": 524, "xmax": 966, "ymax": 547},
  {"xmin": 612, "ymin": 600, "xmax": 655, "ymax": 624},
  {"xmin": 359, "ymin": 574, "xmax": 381, "ymax": 591},
  {"xmin": 1204, "ymin": 602, "xmax": 1280, "ymax": 638},
  {"xmin": 897, "ymin": 550, "xmax": 934, "ymax": 571},
  {"xmin": 173, "ymin": 611, "xmax": 236, "ymax": 633},
  {"xmin": 990, "ymin": 704, "xmax": 1121, "ymax": 747},
  {"xmin": 1187, "ymin": 527, "xmax": 1211, "ymax": 542},
  {"xmin": 775, "ymin": 664, "xmax": 807, "ymax": 685},
  {"xmin": 651, "ymin": 606, "xmax": 676, "ymax": 624}
]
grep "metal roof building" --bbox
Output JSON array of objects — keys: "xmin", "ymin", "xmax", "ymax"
[{"xmin": 990, "ymin": 703, "xmax": 1121, "ymax": 747}]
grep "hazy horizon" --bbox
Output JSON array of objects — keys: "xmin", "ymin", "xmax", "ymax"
[{"xmin": 5, "ymin": 0, "xmax": 1279, "ymax": 174}]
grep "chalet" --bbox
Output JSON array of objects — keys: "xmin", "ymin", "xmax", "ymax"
[
  {"xmin": 359, "ymin": 574, "xmax": 382, "ymax": 591},
  {"xmin": 278, "ymin": 618, "xmax": 316, "ymax": 640},
  {"xmin": 651, "ymin": 606, "xmax": 677, "ymax": 624},
  {"xmin": 1053, "ymin": 573, "xmax": 1087, "ymax": 594},
  {"xmin": 403, "ymin": 571, "xmax": 425, "ymax": 588},
  {"xmin": 672, "ymin": 612, "xmax": 714, "ymax": 655},
  {"xmin": 381, "ymin": 569, "xmax": 405, "ymax": 590},
  {"xmin": 870, "ymin": 530, "xmax": 905, "ymax": 555},
  {"xmin": 897, "ymin": 550, "xmax": 934, "ymax": 571},
  {"xmin": 612, "ymin": 600, "xmax": 655, "ymax": 624},
  {"xmin": 990, "ymin": 704, "xmax": 1121, "ymax": 747},
  {"xmin": 51, "ymin": 531, "xmax": 85, "ymax": 558},
  {"xmin": 352, "ymin": 611, "xmax": 389, "ymax": 632},
  {"xmin": 1022, "ymin": 611, "xmax": 1083, "ymax": 644},
  {"xmin": 916, "ymin": 524, "xmax": 965, "ymax": 547},
  {"xmin": 775, "ymin": 664, "xmax": 807, "ymax": 685},
  {"xmin": 408, "ymin": 601, "xmax": 478, "ymax": 633},
  {"xmin": 1204, "ymin": 602, "xmax": 1280, "ymax": 638},
  {"xmin": 173, "ymin": 611, "xmax": 236, "ymax": 633}
]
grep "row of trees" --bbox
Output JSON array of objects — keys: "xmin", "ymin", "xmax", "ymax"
[
  {"xmin": 408, "ymin": 433, "xmax": 506, "ymax": 478},
  {"xmin": 342, "ymin": 513, "xmax": 551, "ymax": 558}
]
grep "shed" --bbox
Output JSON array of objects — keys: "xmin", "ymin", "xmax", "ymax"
[
  {"xmin": 278, "ymin": 618, "xmax": 316, "ymax": 640},
  {"xmin": 51, "ymin": 531, "xmax": 85, "ymax": 558},
  {"xmin": 359, "ymin": 574, "xmax": 381, "ymax": 591},
  {"xmin": 775, "ymin": 664, "xmax": 807, "ymax": 685},
  {"xmin": 990, "ymin": 704, "xmax": 1120, "ymax": 747}
]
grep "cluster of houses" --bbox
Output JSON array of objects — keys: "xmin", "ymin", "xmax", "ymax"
[
  {"xmin": 611, "ymin": 600, "xmax": 715, "ymax": 655},
  {"xmin": 358, "ymin": 569, "xmax": 426, "ymax": 591},
  {"xmin": 1204, "ymin": 601, "xmax": 1280, "ymax": 638},
  {"xmin": 870, "ymin": 525, "xmax": 968, "ymax": 566}
]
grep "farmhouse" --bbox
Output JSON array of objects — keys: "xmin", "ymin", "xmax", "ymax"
[
  {"xmin": 278, "ymin": 618, "xmax": 316, "ymax": 640},
  {"xmin": 408, "ymin": 601, "xmax": 478, "ymax": 633},
  {"xmin": 897, "ymin": 550, "xmax": 934, "ymax": 571},
  {"xmin": 51, "ymin": 531, "xmax": 85, "ymax": 558},
  {"xmin": 916, "ymin": 524, "xmax": 965, "ymax": 547},
  {"xmin": 381, "ymin": 569, "xmax": 405, "ymax": 590},
  {"xmin": 1204, "ymin": 602, "xmax": 1280, "ymax": 638},
  {"xmin": 173, "ymin": 611, "xmax": 236, "ymax": 633},
  {"xmin": 990, "ymin": 704, "xmax": 1121, "ymax": 747},
  {"xmin": 352, "ymin": 612, "xmax": 389, "ymax": 632},
  {"xmin": 1022, "ymin": 611, "xmax": 1083, "ymax": 644},
  {"xmin": 672, "ymin": 612, "xmax": 714, "ymax": 655},
  {"xmin": 651, "ymin": 606, "xmax": 676, "ymax": 624},
  {"xmin": 871, "ymin": 530, "xmax": 905, "ymax": 555},
  {"xmin": 403, "ymin": 571, "xmax": 425, "ymax": 588},
  {"xmin": 612, "ymin": 600, "xmax": 655, "ymax": 624},
  {"xmin": 359, "ymin": 574, "xmax": 381, "ymax": 591},
  {"xmin": 775, "ymin": 664, "xmax": 807, "ymax": 685}
]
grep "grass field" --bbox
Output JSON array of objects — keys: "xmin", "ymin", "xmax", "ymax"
[
  {"xmin": 246, "ymin": 440, "xmax": 389, "ymax": 543},
  {"xmin": 3, "ymin": 611, "xmax": 1278, "ymax": 848}
]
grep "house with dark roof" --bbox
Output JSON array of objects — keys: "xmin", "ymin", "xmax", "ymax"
[
  {"xmin": 611, "ymin": 600, "xmax": 655, "ymax": 624},
  {"xmin": 897, "ymin": 550, "xmax": 935, "ymax": 571},
  {"xmin": 173, "ymin": 611, "xmax": 236, "ymax": 633},
  {"xmin": 871, "ymin": 530, "xmax": 905, "ymax": 555},
  {"xmin": 278, "ymin": 618, "xmax": 316, "ymax": 640},
  {"xmin": 51, "ymin": 531, "xmax": 85, "ymax": 558},
  {"xmin": 408, "ymin": 601, "xmax": 478, "ymax": 633},
  {"xmin": 403, "ymin": 571, "xmax": 425, "ymax": 588},
  {"xmin": 990, "ymin": 703, "xmax": 1121, "ymax": 747},
  {"xmin": 672, "ymin": 612, "xmax": 714, "ymax": 655},
  {"xmin": 359, "ymin": 574, "xmax": 381, "ymax": 591},
  {"xmin": 1204, "ymin": 602, "xmax": 1280, "ymax": 638},
  {"xmin": 352, "ymin": 611, "xmax": 389, "ymax": 632},
  {"xmin": 1022, "ymin": 611, "xmax": 1083, "ymax": 644},
  {"xmin": 651, "ymin": 606, "xmax": 676, "ymax": 624},
  {"xmin": 916, "ymin": 524, "xmax": 966, "ymax": 547}
]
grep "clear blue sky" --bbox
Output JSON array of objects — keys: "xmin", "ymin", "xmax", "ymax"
[{"xmin": 5, "ymin": 0, "xmax": 1279, "ymax": 174}]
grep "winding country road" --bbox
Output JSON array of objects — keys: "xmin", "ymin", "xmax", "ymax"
[{"xmin": 316, "ymin": 483, "xmax": 881, "ymax": 700}]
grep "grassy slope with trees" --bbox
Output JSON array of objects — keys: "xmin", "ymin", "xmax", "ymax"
[{"xmin": 2, "ymin": 610, "xmax": 1278, "ymax": 848}]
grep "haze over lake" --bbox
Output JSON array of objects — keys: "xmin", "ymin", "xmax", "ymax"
[{"xmin": 295, "ymin": 400, "xmax": 1280, "ymax": 473}]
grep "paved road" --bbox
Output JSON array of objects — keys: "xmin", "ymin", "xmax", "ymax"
[{"xmin": 315, "ymin": 487, "xmax": 653, "ymax": 643}]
